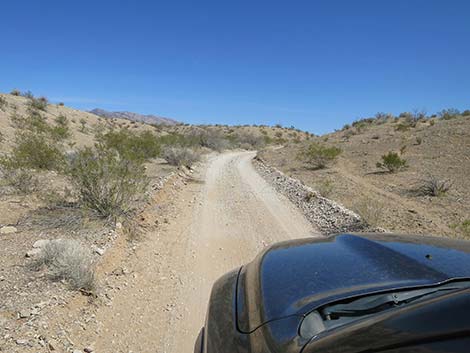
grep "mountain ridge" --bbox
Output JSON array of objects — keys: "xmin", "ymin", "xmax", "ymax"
[{"xmin": 90, "ymin": 108, "xmax": 179, "ymax": 125}]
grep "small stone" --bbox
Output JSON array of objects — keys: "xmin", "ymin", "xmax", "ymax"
[
  {"xmin": 115, "ymin": 222, "xmax": 122, "ymax": 229},
  {"xmin": 18, "ymin": 309, "xmax": 31, "ymax": 318},
  {"xmin": 16, "ymin": 339, "xmax": 28, "ymax": 345},
  {"xmin": 84, "ymin": 347, "xmax": 94, "ymax": 353},
  {"xmin": 73, "ymin": 350, "xmax": 83, "ymax": 353},
  {"xmin": 33, "ymin": 239, "xmax": 51, "ymax": 248},
  {"xmin": 95, "ymin": 248, "xmax": 105, "ymax": 256},
  {"xmin": 0, "ymin": 226, "xmax": 17, "ymax": 234},
  {"xmin": 26, "ymin": 248, "xmax": 42, "ymax": 258}
]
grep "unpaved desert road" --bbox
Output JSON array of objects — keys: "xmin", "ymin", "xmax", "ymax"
[{"xmin": 91, "ymin": 151, "xmax": 319, "ymax": 353}]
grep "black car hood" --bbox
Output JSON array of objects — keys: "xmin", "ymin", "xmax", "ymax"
[{"xmin": 236, "ymin": 233, "xmax": 470, "ymax": 333}]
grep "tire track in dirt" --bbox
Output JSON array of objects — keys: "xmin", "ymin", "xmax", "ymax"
[{"xmin": 92, "ymin": 151, "xmax": 319, "ymax": 353}]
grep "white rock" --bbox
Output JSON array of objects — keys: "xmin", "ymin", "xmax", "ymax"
[
  {"xmin": 95, "ymin": 248, "xmax": 105, "ymax": 256},
  {"xmin": 33, "ymin": 239, "xmax": 51, "ymax": 248},
  {"xmin": 25, "ymin": 248, "xmax": 42, "ymax": 258},
  {"xmin": 0, "ymin": 226, "xmax": 17, "ymax": 234}
]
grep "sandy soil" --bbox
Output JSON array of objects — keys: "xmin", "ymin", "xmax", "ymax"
[{"xmin": 80, "ymin": 151, "xmax": 318, "ymax": 353}]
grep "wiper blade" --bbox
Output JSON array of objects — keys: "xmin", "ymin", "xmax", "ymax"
[{"xmin": 323, "ymin": 285, "xmax": 464, "ymax": 319}]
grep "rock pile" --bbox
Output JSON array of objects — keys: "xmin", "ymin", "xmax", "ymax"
[{"xmin": 254, "ymin": 157, "xmax": 376, "ymax": 235}]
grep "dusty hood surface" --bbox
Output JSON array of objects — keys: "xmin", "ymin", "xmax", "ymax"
[{"xmin": 237, "ymin": 233, "xmax": 470, "ymax": 332}]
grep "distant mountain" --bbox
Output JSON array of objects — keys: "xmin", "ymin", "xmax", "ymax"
[{"xmin": 89, "ymin": 108, "xmax": 179, "ymax": 125}]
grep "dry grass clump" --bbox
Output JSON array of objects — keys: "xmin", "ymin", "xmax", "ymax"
[
  {"xmin": 1, "ymin": 167, "xmax": 39, "ymax": 194},
  {"xmin": 353, "ymin": 197, "xmax": 384, "ymax": 227},
  {"xmin": 417, "ymin": 175, "xmax": 452, "ymax": 197},
  {"xmin": 33, "ymin": 239, "xmax": 95, "ymax": 291},
  {"xmin": 162, "ymin": 146, "xmax": 200, "ymax": 167}
]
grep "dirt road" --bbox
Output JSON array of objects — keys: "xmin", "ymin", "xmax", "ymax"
[{"xmin": 92, "ymin": 151, "xmax": 318, "ymax": 353}]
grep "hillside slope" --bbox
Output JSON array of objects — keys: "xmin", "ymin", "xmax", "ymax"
[{"xmin": 259, "ymin": 115, "xmax": 470, "ymax": 238}]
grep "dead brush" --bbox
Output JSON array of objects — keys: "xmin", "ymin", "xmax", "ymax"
[
  {"xmin": 418, "ymin": 175, "xmax": 452, "ymax": 197},
  {"xmin": 353, "ymin": 197, "xmax": 384, "ymax": 227},
  {"xmin": 32, "ymin": 239, "xmax": 96, "ymax": 291},
  {"xmin": 1, "ymin": 167, "xmax": 39, "ymax": 194}
]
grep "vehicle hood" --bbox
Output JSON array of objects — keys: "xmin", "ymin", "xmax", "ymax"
[{"xmin": 236, "ymin": 233, "xmax": 470, "ymax": 333}]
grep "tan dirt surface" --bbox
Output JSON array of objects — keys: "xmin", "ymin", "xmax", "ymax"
[{"xmin": 76, "ymin": 151, "xmax": 318, "ymax": 353}]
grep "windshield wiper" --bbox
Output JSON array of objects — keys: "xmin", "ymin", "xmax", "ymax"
[{"xmin": 322, "ymin": 282, "xmax": 469, "ymax": 319}]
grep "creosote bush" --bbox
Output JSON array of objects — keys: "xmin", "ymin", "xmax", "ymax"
[
  {"xmin": 33, "ymin": 239, "xmax": 95, "ymax": 291},
  {"xmin": 376, "ymin": 152, "xmax": 407, "ymax": 173},
  {"xmin": 162, "ymin": 146, "xmax": 200, "ymax": 167},
  {"xmin": 299, "ymin": 142, "xmax": 341, "ymax": 169},
  {"xmin": 68, "ymin": 147, "xmax": 148, "ymax": 219},
  {"xmin": 100, "ymin": 129, "xmax": 161, "ymax": 162}
]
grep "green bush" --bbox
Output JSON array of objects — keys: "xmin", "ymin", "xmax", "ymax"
[
  {"xmin": 1, "ymin": 132, "xmax": 65, "ymax": 170},
  {"xmin": 68, "ymin": 147, "xmax": 148, "ymax": 219},
  {"xmin": 299, "ymin": 143, "xmax": 341, "ymax": 169},
  {"xmin": 376, "ymin": 152, "xmax": 407, "ymax": 173},
  {"xmin": 50, "ymin": 115, "xmax": 71, "ymax": 141},
  {"xmin": 10, "ymin": 89, "xmax": 21, "ymax": 96},
  {"xmin": 100, "ymin": 129, "xmax": 161, "ymax": 162}
]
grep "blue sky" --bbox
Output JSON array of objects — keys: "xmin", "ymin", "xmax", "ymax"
[{"xmin": 1, "ymin": 0, "xmax": 469, "ymax": 134}]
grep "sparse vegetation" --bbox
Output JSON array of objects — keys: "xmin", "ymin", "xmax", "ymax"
[
  {"xmin": 32, "ymin": 240, "xmax": 95, "ymax": 291},
  {"xmin": 79, "ymin": 118, "xmax": 87, "ymax": 133},
  {"xmin": 28, "ymin": 95, "xmax": 49, "ymax": 111},
  {"xmin": 162, "ymin": 146, "xmax": 200, "ymax": 167},
  {"xmin": 439, "ymin": 108, "xmax": 460, "ymax": 120},
  {"xmin": 10, "ymin": 89, "xmax": 21, "ymax": 96},
  {"xmin": 317, "ymin": 178, "xmax": 334, "ymax": 197},
  {"xmin": 299, "ymin": 142, "xmax": 341, "ymax": 169},
  {"xmin": 376, "ymin": 152, "xmax": 407, "ymax": 173}
]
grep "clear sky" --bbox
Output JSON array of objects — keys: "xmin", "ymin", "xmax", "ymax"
[{"xmin": 1, "ymin": 0, "xmax": 469, "ymax": 134}]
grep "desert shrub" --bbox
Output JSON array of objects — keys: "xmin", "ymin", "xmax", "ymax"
[
  {"xmin": 189, "ymin": 129, "xmax": 229, "ymax": 151},
  {"xmin": 429, "ymin": 119, "xmax": 436, "ymax": 126},
  {"xmin": 299, "ymin": 143, "xmax": 341, "ymax": 169},
  {"xmin": 162, "ymin": 146, "xmax": 200, "ymax": 167},
  {"xmin": 342, "ymin": 124, "xmax": 351, "ymax": 130},
  {"xmin": 415, "ymin": 137, "xmax": 422, "ymax": 145},
  {"xmin": 275, "ymin": 131, "xmax": 283, "ymax": 138},
  {"xmin": 100, "ymin": 129, "xmax": 161, "ymax": 162},
  {"xmin": 68, "ymin": 147, "xmax": 148, "ymax": 219},
  {"xmin": 462, "ymin": 110, "xmax": 470, "ymax": 116},
  {"xmin": 79, "ymin": 118, "xmax": 87, "ymax": 132},
  {"xmin": 10, "ymin": 89, "xmax": 21, "ymax": 96},
  {"xmin": 2, "ymin": 132, "xmax": 65, "ymax": 170},
  {"xmin": 235, "ymin": 132, "xmax": 265, "ymax": 149},
  {"xmin": 28, "ymin": 96, "xmax": 48, "ymax": 111},
  {"xmin": 58, "ymin": 102, "xmax": 65, "ymax": 106},
  {"xmin": 376, "ymin": 152, "xmax": 407, "ymax": 173},
  {"xmin": 50, "ymin": 115, "xmax": 71, "ymax": 141},
  {"xmin": 1, "ymin": 167, "xmax": 39, "ymax": 194},
  {"xmin": 353, "ymin": 198, "xmax": 384, "ymax": 227},
  {"xmin": 439, "ymin": 108, "xmax": 460, "ymax": 120},
  {"xmin": 418, "ymin": 175, "xmax": 452, "ymax": 197},
  {"xmin": 0, "ymin": 96, "xmax": 7, "ymax": 111},
  {"xmin": 32, "ymin": 239, "xmax": 95, "ymax": 291}
]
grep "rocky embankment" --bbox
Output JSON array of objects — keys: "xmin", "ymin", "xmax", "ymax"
[{"xmin": 253, "ymin": 156, "xmax": 379, "ymax": 235}]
